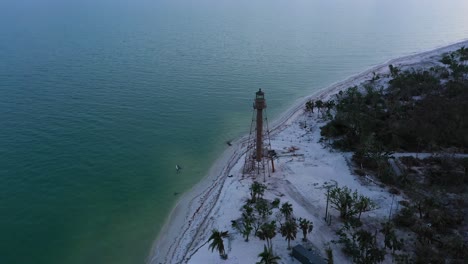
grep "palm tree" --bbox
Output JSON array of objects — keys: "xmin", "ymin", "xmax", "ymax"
[
  {"xmin": 457, "ymin": 46, "xmax": 468, "ymax": 60},
  {"xmin": 256, "ymin": 245, "xmax": 281, "ymax": 264},
  {"xmin": 280, "ymin": 220, "xmax": 298, "ymax": 249},
  {"xmin": 315, "ymin": 100, "xmax": 324, "ymax": 117},
  {"xmin": 326, "ymin": 100, "xmax": 335, "ymax": 111},
  {"xmin": 250, "ymin": 181, "xmax": 266, "ymax": 203},
  {"xmin": 280, "ymin": 202, "xmax": 293, "ymax": 221},
  {"xmin": 305, "ymin": 100, "xmax": 314, "ymax": 113},
  {"xmin": 208, "ymin": 229, "xmax": 229, "ymax": 259},
  {"xmin": 271, "ymin": 198, "xmax": 281, "ymax": 209},
  {"xmin": 356, "ymin": 196, "xmax": 375, "ymax": 219},
  {"xmin": 298, "ymin": 218, "xmax": 313, "ymax": 241},
  {"xmin": 380, "ymin": 221, "xmax": 404, "ymax": 252},
  {"xmin": 256, "ymin": 221, "xmax": 277, "ymax": 249},
  {"xmin": 255, "ymin": 198, "xmax": 272, "ymax": 219},
  {"xmin": 315, "ymin": 99, "xmax": 324, "ymax": 110},
  {"xmin": 325, "ymin": 100, "xmax": 335, "ymax": 119}
]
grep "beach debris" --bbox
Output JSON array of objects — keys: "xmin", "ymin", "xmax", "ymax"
[
  {"xmin": 228, "ymin": 175, "xmax": 234, "ymax": 178},
  {"xmin": 288, "ymin": 146, "xmax": 300, "ymax": 152},
  {"xmin": 281, "ymin": 146, "xmax": 300, "ymax": 154}
]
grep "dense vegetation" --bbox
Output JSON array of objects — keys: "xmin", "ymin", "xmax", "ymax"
[
  {"xmin": 309, "ymin": 47, "xmax": 468, "ymax": 263},
  {"xmin": 392, "ymin": 156, "xmax": 467, "ymax": 263},
  {"xmin": 228, "ymin": 182, "xmax": 317, "ymax": 262},
  {"xmin": 324, "ymin": 185, "xmax": 405, "ymax": 264},
  {"xmin": 319, "ymin": 50, "xmax": 468, "ymax": 153}
]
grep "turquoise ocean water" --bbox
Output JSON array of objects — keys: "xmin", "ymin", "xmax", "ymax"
[{"xmin": 0, "ymin": 0, "xmax": 467, "ymax": 263}]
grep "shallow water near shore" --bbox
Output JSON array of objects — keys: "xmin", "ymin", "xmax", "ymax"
[{"xmin": 0, "ymin": 0, "xmax": 467, "ymax": 263}]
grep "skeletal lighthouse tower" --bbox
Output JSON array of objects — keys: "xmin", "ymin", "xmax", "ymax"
[
  {"xmin": 255, "ymin": 89, "xmax": 265, "ymax": 162},
  {"xmin": 243, "ymin": 89, "xmax": 273, "ymax": 181}
]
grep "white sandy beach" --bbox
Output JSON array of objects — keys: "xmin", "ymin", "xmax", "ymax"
[{"xmin": 148, "ymin": 39, "xmax": 468, "ymax": 264}]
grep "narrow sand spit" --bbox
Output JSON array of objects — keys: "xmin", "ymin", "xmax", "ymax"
[{"xmin": 148, "ymin": 39, "xmax": 468, "ymax": 264}]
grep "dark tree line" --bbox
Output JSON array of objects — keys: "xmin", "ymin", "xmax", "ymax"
[{"xmin": 320, "ymin": 48, "xmax": 468, "ymax": 154}]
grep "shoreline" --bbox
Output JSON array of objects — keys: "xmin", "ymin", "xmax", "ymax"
[{"xmin": 147, "ymin": 39, "xmax": 468, "ymax": 264}]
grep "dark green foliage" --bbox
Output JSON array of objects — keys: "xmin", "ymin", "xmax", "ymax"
[
  {"xmin": 326, "ymin": 247, "xmax": 334, "ymax": 264},
  {"xmin": 457, "ymin": 46, "xmax": 468, "ymax": 61},
  {"xmin": 256, "ymin": 245, "xmax": 281, "ymax": 264},
  {"xmin": 315, "ymin": 99, "xmax": 325, "ymax": 118},
  {"xmin": 443, "ymin": 234, "xmax": 468, "ymax": 261},
  {"xmin": 401, "ymin": 156, "xmax": 468, "ymax": 189},
  {"xmin": 305, "ymin": 100, "xmax": 314, "ymax": 112},
  {"xmin": 255, "ymin": 198, "xmax": 273, "ymax": 219},
  {"xmin": 413, "ymin": 231, "xmax": 467, "ymax": 263},
  {"xmin": 391, "ymin": 195, "xmax": 466, "ymax": 262},
  {"xmin": 231, "ymin": 219, "xmax": 253, "ymax": 242},
  {"xmin": 399, "ymin": 156, "xmax": 421, "ymax": 167},
  {"xmin": 355, "ymin": 196, "xmax": 376, "ymax": 220},
  {"xmin": 279, "ymin": 220, "xmax": 298, "ymax": 249},
  {"xmin": 280, "ymin": 202, "xmax": 293, "ymax": 220},
  {"xmin": 393, "ymin": 207, "xmax": 416, "ymax": 228},
  {"xmin": 271, "ymin": 198, "xmax": 280, "ymax": 208},
  {"xmin": 336, "ymin": 223, "xmax": 386, "ymax": 264},
  {"xmin": 320, "ymin": 85, "xmax": 388, "ymax": 150},
  {"xmin": 354, "ymin": 169, "xmax": 366, "ymax": 176},
  {"xmin": 208, "ymin": 229, "xmax": 229, "ymax": 259},
  {"xmin": 380, "ymin": 222, "xmax": 404, "ymax": 252},
  {"xmin": 328, "ymin": 186, "xmax": 376, "ymax": 220},
  {"xmin": 352, "ymin": 134, "xmax": 395, "ymax": 183},
  {"xmin": 256, "ymin": 221, "xmax": 277, "ymax": 250},
  {"xmin": 250, "ymin": 181, "xmax": 267, "ymax": 203},
  {"xmin": 388, "ymin": 70, "xmax": 440, "ymax": 100},
  {"xmin": 449, "ymin": 62, "xmax": 468, "ymax": 81},
  {"xmin": 315, "ymin": 99, "xmax": 324, "ymax": 109},
  {"xmin": 329, "ymin": 186, "xmax": 358, "ymax": 220},
  {"xmin": 424, "ymin": 156, "xmax": 468, "ymax": 186},
  {"xmin": 414, "ymin": 241, "xmax": 444, "ymax": 264},
  {"xmin": 298, "ymin": 218, "xmax": 313, "ymax": 242},
  {"xmin": 392, "ymin": 253, "xmax": 412, "ymax": 264},
  {"xmin": 371, "ymin": 72, "xmax": 380, "ymax": 82},
  {"xmin": 389, "ymin": 64, "xmax": 400, "ymax": 78},
  {"xmin": 439, "ymin": 48, "xmax": 468, "ymax": 81},
  {"xmin": 440, "ymin": 53, "xmax": 453, "ymax": 65},
  {"xmin": 321, "ymin": 59, "xmax": 468, "ymax": 153},
  {"xmin": 324, "ymin": 100, "xmax": 335, "ymax": 115},
  {"xmin": 232, "ymin": 204, "xmax": 254, "ymax": 241},
  {"xmin": 430, "ymin": 66, "xmax": 450, "ymax": 79},
  {"xmin": 322, "ymin": 48, "xmax": 468, "ymax": 264}
]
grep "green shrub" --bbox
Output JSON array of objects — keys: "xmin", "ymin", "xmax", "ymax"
[{"xmin": 393, "ymin": 207, "xmax": 416, "ymax": 227}]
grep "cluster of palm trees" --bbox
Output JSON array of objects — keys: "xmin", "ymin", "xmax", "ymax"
[
  {"xmin": 305, "ymin": 99, "xmax": 335, "ymax": 119},
  {"xmin": 336, "ymin": 220, "xmax": 405, "ymax": 263},
  {"xmin": 208, "ymin": 182, "xmax": 315, "ymax": 263},
  {"xmin": 208, "ymin": 224, "xmax": 282, "ymax": 263},
  {"xmin": 278, "ymin": 203, "xmax": 314, "ymax": 249}
]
